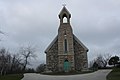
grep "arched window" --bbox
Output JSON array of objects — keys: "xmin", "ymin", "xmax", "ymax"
[
  {"xmin": 63, "ymin": 17, "xmax": 67, "ymax": 23},
  {"xmin": 64, "ymin": 39, "xmax": 67, "ymax": 53},
  {"xmin": 62, "ymin": 14, "xmax": 68, "ymax": 23}
]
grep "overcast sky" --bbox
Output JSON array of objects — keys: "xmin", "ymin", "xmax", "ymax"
[{"xmin": 0, "ymin": 0, "xmax": 120, "ymax": 68}]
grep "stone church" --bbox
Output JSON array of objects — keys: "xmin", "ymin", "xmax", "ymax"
[{"xmin": 45, "ymin": 6, "xmax": 88, "ymax": 72}]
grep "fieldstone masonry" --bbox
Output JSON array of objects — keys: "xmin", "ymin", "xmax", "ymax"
[{"xmin": 45, "ymin": 6, "xmax": 88, "ymax": 72}]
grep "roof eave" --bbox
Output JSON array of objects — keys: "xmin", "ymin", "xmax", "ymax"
[
  {"xmin": 44, "ymin": 35, "xmax": 58, "ymax": 53},
  {"xmin": 73, "ymin": 34, "xmax": 89, "ymax": 52}
]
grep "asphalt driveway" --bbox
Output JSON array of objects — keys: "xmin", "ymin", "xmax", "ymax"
[{"xmin": 21, "ymin": 69, "xmax": 111, "ymax": 80}]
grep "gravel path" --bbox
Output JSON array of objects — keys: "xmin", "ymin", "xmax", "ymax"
[{"xmin": 21, "ymin": 70, "xmax": 111, "ymax": 80}]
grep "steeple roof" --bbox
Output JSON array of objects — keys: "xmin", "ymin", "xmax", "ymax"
[
  {"xmin": 59, "ymin": 6, "xmax": 71, "ymax": 15},
  {"xmin": 58, "ymin": 6, "xmax": 71, "ymax": 19}
]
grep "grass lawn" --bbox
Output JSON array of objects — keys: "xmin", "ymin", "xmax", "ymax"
[
  {"xmin": 107, "ymin": 68, "xmax": 120, "ymax": 80},
  {"xmin": 0, "ymin": 74, "xmax": 24, "ymax": 80}
]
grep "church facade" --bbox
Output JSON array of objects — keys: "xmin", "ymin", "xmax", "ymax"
[{"xmin": 45, "ymin": 6, "xmax": 88, "ymax": 72}]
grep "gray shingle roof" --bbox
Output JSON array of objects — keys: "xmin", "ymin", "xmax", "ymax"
[
  {"xmin": 44, "ymin": 34, "xmax": 88, "ymax": 53},
  {"xmin": 73, "ymin": 35, "xmax": 89, "ymax": 52},
  {"xmin": 45, "ymin": 36, "xmax": 58, "ymax": 53}
]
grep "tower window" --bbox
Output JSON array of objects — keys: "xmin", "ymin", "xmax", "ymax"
[
  {"xmin": 63, "ymin": 17, "xmax": 68, "ymax": 23},
  {"xmin": 62, "ymin": 14, "xmax": 68, "ymax": 23}
]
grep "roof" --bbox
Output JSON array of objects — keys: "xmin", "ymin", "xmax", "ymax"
[
  {"xmin": 59, "ymin": 6, "xmax": 71, "ymax": 15},
  {"xmin": 45, "ymin": 34, "xmax": 88, "ymax": 53},
  {"xmin": 58, "ymin": 6, "xmax": 71, "ymax": 18},
  {"xmin": 73, "ymin": 35, "xmax": 89, "ymax": 52},
  {"xmin": 45, "ymin": 36, "xmax": 58, "ymax": 53}
]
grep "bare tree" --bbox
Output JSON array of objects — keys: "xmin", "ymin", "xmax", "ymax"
[
  {"xmin": 96, "ymin": 53, "xmax": 111, "ymax": 68},
  {"xmin": 103, "ymin": 53, "xmax": 112, "ymax": 66},
  {"xmin": 96, "ymin": 55, "xmax": 105, "ymax": 67},
  {"xmin": 19, "ymin": 45, "xmax": 36, "ymax": 72},
  {"xmin": 0, "ymin": 48, "xmax": 7, "ymax": 75},
  {"xmin": 36, "ymin": 63, "xmax": 46, "ymax": 73},
  {"xmin": 89, "ymin": 59, "xmax": 95, "ymax": 69},
  {"xmin": 0, "ymin": 48, "xmax": 25, "ymax": 75},
  {"xmin": 0, "ymin": 48, "xmax": 11, "ymax": 75},
  {"xmin": 90, "ymin": 53, "xmax": 112, "ymax": 69},
  {"xmin": 10, "ymin": 54, "xmax": 23, "ymax": 73},
  {"xmin": 0, "ymin": 30, "xmax": 4, "ymax": 41}
]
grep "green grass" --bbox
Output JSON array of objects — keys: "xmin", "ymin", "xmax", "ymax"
[
  {"xmin": 0, "ymin": 74, "xmax": 24, "ymax": 80},
  {"xmin": 107, "ymin": 68, "xmax": 120, "ymax": 80}
]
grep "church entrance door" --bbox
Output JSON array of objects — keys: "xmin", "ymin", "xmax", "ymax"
[{"xmin": 64, "ymin": 59, "xmax": 70, "ymax": 72}]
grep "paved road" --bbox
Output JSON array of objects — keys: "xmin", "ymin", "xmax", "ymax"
[{"xmin": 21, "ymin": 70, "xmax": 111, "ymax": 80}]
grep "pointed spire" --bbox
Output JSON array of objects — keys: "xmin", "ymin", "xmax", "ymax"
[
  {"xmin": 58, "ymin": 6, "xmax": 71, "ymax": 24},
  {"xmin": 58, "ymin": 6, "xmax": 71, "ymax": 19}
]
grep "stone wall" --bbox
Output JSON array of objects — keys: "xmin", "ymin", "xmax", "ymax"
[
  {"xmin": 46, "ymin": 40, "xmax": 58, "ymax": 72},
  {"xmin": 74, "ymin": 38, "xmax": 88, "ymax": 71}
]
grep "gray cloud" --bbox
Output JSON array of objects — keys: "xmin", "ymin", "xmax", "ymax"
[{"xmin": 0, "ymin": 0, "xmax": 120, "ymax": 68}]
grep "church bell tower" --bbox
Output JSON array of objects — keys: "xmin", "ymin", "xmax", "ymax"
[
  {"xmin": 58, "ymin": 6, "xmax": 75, "ymax": 71},
  {"xmin": 45, "ymin": 6, "xmax": 88, "ymax": 72}
]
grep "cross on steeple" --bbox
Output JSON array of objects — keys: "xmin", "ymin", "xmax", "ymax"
[{"xmin": 62, "ymin": 4, "xmax": 66, "ymax": 7}]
